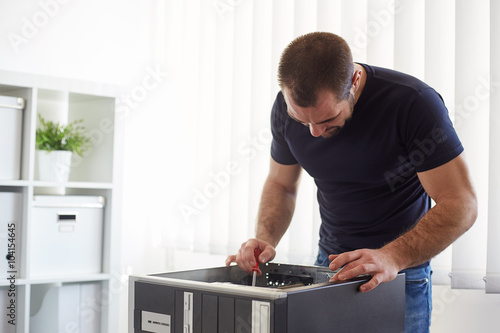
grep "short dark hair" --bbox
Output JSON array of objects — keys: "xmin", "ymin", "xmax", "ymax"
[{"xmin": 278, "ymin": 32, "xmax": 354, "ymax": 107}]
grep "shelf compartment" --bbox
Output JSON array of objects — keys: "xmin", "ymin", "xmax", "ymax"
[
  {"xmin": 30, "ymin": 282, "xmax": 102, "ymax": 333},
  {"xmin": 0, "ymin": 86, "xmax": 35, "ymax": 182},
  {"xmin": 35, "ymin": 89, "xmax": 115, "ymax": 184}
]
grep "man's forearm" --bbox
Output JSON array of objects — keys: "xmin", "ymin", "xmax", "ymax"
[
  {"xmin": 381, "ymin": 194, "xmax": 477, "ymax": 270},
  {"xmin": 255, "ymin": 179, "xmax": 297, "ymax": 248}
]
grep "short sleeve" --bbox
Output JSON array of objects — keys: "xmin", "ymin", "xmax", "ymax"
[
  {"xmin": 270, "ymin": 92, "xmax": 298, "ymax": 165},
  {"xmin": 404, "ymin": 88, "xmax": 464, "ymax": 172}
]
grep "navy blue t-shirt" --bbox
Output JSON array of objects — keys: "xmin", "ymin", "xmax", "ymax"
[{"xmin": 270, "ymin": 64, "xmax": 464, "ymax": 256}]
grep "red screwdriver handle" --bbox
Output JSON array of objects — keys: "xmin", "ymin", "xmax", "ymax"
[{"xmin": 252, "ymin": 248, "xmax": 262, "ymax": 272}]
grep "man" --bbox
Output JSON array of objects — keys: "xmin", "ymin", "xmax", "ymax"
[{"xmin": 225, "ymin": 32, "xmax": 477, "ymax": 332}]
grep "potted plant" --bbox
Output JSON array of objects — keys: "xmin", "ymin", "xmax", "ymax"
[{"xmin": 35, "ymin": 114, "xmax": 90, "ymax": 182}]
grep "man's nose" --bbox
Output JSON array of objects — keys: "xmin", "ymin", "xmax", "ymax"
[{"xmin": 309, "ymin": 123, "xmax": 326, "ymax": 137}]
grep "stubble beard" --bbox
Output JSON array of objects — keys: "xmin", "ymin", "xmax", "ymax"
[{"xmin": 320, "ymin": 94, "xmax": 355, "ymax": 139}]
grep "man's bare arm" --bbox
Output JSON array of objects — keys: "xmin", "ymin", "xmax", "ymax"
[
  {"xmin": 225, "ymin": 158, "xmax": 301, "ymax": 273},
  {"xmin": 329, "ymin": 153, "xmax": 477, "ymax": 292},
  {"xmin": 381, "ymin": 152, "xmax": 477, "ymax": 269},
  {"xmin": 256, "ymin": 158, "xmax": 302, "ymax": 247}
]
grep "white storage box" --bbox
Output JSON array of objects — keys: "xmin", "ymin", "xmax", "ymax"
[
  {"xmin": 0, "ymin": 192, "xmax": 22, "ymax": 279},
  {"xmin": 30, "ymin": 195, "xmax": 105, "ymax": 277},
  {"xmin": 0, "ymin": 96, "xmax": 24, "ymax": 180}
]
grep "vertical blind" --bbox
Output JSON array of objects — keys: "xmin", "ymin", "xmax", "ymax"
[{"xmin": 154, "ymin": 0, "xmax": 499, "ymax": 292}]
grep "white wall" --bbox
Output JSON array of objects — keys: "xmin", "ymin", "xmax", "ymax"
[
  {"xmin": 0, "ymin": 1, "xmax": 498, "ymax": 333},
  {"xmin": 0, "ymin": 0, "xmax": 151, "ymax": 85}
]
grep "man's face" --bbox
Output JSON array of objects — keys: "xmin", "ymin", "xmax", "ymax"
[{"xmin": 283, "ymin": 88, "xmax": 355, "ymax": 138}]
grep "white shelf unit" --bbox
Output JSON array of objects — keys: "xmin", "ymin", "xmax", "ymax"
[{"xmin": 0, "ymin": 70, "xmax": 123, "ymax": 333}]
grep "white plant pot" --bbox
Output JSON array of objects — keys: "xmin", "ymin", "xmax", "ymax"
[{"xmin": 37, "ymin": 150, "xmax": 73, "ymax": 182}]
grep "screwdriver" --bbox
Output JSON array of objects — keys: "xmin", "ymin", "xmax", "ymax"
[{"xmin": 251, "ymin": 248, "xmax": 261, "ymax": 287}]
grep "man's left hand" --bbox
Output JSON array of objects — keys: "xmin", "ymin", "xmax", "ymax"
[{"xmin": 328, "ymin": 248, "xmax": 401, "ymax": 292}]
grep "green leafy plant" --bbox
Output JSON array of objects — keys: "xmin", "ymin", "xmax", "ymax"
[{"xmin": 35, "ymin": 114, "xmax": 90, "ymax": 156}]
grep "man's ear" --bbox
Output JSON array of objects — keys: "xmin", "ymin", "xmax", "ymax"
[{"xmin": 351, "ymin": 70, "xmax": 362, "ymax": 94}]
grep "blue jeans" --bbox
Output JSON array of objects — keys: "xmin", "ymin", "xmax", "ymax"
[{"xmin": 315, "ymin": 248, "xmax": 432, "ymax": 333}]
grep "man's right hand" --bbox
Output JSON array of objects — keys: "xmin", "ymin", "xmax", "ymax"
[{"xmin": 225, "ymin": 238, "xmax": 276, "ymax": 275}]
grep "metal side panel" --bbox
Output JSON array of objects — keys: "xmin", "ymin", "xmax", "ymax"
[{"xmin": 285, "ymin": 274, "xmax": 405, "ymax": 333}]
